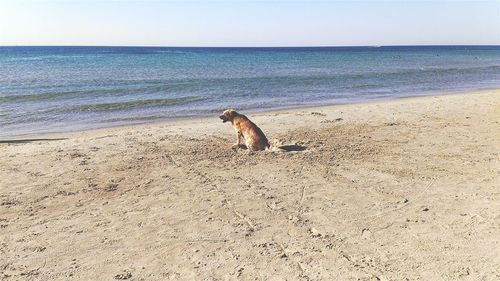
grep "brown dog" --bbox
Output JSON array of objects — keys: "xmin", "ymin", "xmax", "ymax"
[{"xmin": 219, "ymin": 109, "xmax": 270, "ymax": 151}]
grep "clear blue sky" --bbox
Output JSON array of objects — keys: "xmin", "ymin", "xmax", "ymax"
[{"xmin": 0, "ymin": 0, "xmax": 498, "ymax": 46}]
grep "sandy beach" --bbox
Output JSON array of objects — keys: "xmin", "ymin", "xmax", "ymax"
[{"xmin": 1, "ymin": 89, "xmax": 499, "ymax": 280}]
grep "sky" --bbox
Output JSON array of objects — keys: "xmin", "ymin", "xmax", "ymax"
[{"xmin": 0, "ymin": 0, "xmax": 498, "ymax": 47}]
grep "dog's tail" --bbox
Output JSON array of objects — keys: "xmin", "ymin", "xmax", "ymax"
[{"xmin": 265, "ymin": 139, "xmax": 284, "ymax": 152}]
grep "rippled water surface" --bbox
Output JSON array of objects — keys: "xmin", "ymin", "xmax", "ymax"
[{"xmin": 1, "ymin": 46, "xmax": 499, "ymax": 138}]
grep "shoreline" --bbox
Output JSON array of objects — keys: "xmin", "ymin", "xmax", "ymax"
[{"xmin": 1, "ymin": 87, "xmax": 498, "ymax": 142}]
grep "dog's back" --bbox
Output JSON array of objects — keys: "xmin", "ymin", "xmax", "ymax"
[{"xmin": 233, "ymin": 114, "xmax": 270, "ymax": 151}]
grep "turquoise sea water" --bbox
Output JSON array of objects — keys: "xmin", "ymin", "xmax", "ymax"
[{"xmin": 0, "ymin": 46, "xmax": 499, "ymax": 138}]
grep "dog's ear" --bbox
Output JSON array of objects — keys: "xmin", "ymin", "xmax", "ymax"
[{"xmin": 226, "ymin": 109, "xmax": 238, "ymax": 118}]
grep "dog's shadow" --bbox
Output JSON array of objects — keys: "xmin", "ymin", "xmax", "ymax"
[
  {"xmin": 231, "ymin": 143, "xmax": 307, "ymax": 152},
  {"xmin": 277, "ymin": 144, "xmax": 307, "ymax": 152}
]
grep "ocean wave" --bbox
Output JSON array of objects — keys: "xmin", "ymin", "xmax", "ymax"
[
  {"xmin": 0, "ymin": 89, "xmax": 120, "ymax": 103},
  {"xmin": 0, "ymin": 82, "xmax": 195, "ymax": 103},
  {"xmin": 374, "ymin": 65, "xmax": 500, "ymax": 77},
  {"xmin": 64, "ymin": 96, "xmax": 204, "ymax": 112}
]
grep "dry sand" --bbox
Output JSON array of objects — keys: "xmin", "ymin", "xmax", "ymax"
[{"xmin": 1, "ymin": 89, "xmax": 499, "ymax": 280}]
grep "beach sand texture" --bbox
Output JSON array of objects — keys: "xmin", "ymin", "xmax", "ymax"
[{"xmin": 1, "ymin": 89, "xmax": 499, "ymax": 280}]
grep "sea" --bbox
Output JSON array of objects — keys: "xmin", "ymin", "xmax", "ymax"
[{"xmin": 1, "ymin": 46, "xmax": 499, "ymax": 138}]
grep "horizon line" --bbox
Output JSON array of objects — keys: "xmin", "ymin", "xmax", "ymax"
[{"xmin": 0, "ymin": 44, "xmax": 499, "ymax": 48}]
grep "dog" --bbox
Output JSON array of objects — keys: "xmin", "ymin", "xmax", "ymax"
[{"xmin": 219, "ymin": 109, "xmax": 270, "ymax": 151}]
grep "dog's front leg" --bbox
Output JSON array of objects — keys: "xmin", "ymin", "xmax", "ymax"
[{"xmin": 232, "ymin": 131, "xmax": 243, "ymax": 149}]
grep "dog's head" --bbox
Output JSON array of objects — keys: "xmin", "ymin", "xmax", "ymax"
[{"xmin": 219, "ymin": 109, "xmax": 238, "ymax": 123}]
